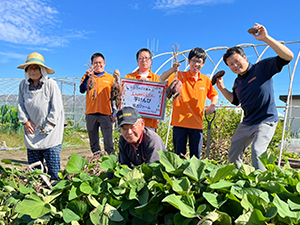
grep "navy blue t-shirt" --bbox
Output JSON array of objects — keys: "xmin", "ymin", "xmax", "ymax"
[{"xmin": 232, "ymin": 56, "xmax": 290, "ymax": 125}]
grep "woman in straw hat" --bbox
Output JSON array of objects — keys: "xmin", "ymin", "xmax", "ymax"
[{"xmin": 18, "ymin": 52, "xmax": 64, "ymax": 181}]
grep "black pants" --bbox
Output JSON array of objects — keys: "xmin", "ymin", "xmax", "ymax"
[{"xmin": 86, "ymin": 113, "xmax": 114, "ymax": 154}]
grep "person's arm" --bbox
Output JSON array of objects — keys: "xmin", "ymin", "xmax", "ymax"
[
  {"xmin": 18, "ymin": 81, "xmax": 36, "ymax": 134},
  {"xmin": 46, "ymin": 79, "xmax": 64, "ymax": 127},
  {"xmin": 251, "ymin": 23, "xmax": 294, "ymax": 61},
  {"xmin": 79, "ymin": 69, "xmax": 94, "ymax": 93},
  {"xmin": 145, "ymin": 131, "xmax": 166, "ymax": 164},
  {"xmin": 216, "ymin": 77, "xmax": 234, "ymax": 103},
  {"xmin": 160, "ymin": 61, "xmax": 181, "ymax": 82},
  {"xmin": 118, "ymin": 137, "xmax": 131, "ymax": 167}
]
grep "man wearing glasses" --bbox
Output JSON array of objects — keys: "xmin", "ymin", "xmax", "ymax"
[
  {"xmin": 117, "ymin": 106, "xmax": 166, "ymax": 168},
  {"xmin": 160, "ymin": 47, "xmax": 218, "ymax": 159},
  {"xmin": 124, "ymin": 48, "xmax": 160, "ymax": 131}
]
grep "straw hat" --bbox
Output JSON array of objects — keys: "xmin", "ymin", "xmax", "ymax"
[{"xmin": 17, "ymin": 52, "xmax": 55, "ymax": 74}]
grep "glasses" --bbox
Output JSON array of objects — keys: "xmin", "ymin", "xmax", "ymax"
[
  {"xmin": 138, "ymin": 57, "xmax": 151, "ymax": 61},
  {"xmin": 190, "ymin": 59, "xmax": 203, "ymax": 65},
  {"xmin": 120, "ymin": 123, "xmax": 138, "ymax": 133}
]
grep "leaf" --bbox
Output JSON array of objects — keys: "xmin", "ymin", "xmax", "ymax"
[
  {"xmin": 88, "ymin": 194, "xmax": 101, "ymax": 208},
  {"xmin": 80, "ymin": 181, "xmax": 93, "ymax": 194},
  {"xmin": 202, "ymin": 192, "xmax": 227, "ymax": 209},
  {"xmin": 69, "ymin": 182, "xmax": 82, "ymax": 201},
  {"xmin": 120, "ymin": 167, "xmax": 144, "ymax": 184},
  {"xmin": 66, "ymin": 199, "xmax": 88, "ymax": 219},
  {"xmin": 137, "ymin": 186, "xmax": 149, "ymax": 205},
  {"xmin": 162, "ymin": 194, "xmax": 196, "ymax": 218},
  {"xmin": 104, "ymin": 203, "xmax": 124, "ymax": 222},
  {"xmin": 90, "ymin": 204, "xmax": 104, "ymax": 225},
  {"xmin": 235, "ymin": 209, "xmax": 267, "ymax": 225},
  {"xmin": 171, "ymin": 177, "xmax": 191, "ymax": 195},
  {"xmin": 66, "ymin": 153, "xmax": 88, "ymax": 174},
  {"xmin": 174, "ymin": 213, "xmax": 192, "ymax": 225},
  {"xmin": 230, "ymin": 185, "xmax": 265, "ymax": 200},
  {"xmin": 198, "ymin": 211, "xmax": 220, "ymax": 224},
  {"xmin": 183, "ymin": 156, "xmax": 205, "ymax": 182},
  {"xmin": 259, "ymin": 151, "xmax": 277, "ymax": 167},
  {"xmin": 63, "ymin": 208, "xmax": 81, "ymax": 223},
  {"xmin": 240, "ymin": 194, "xmax": 269, "ymax": 212},
  {"xmin": 100, "ymin": 155, "xmax": 117, "ymax": 171},
  {"xmin": 242, "ymin": 164, "xmax": 255, "ymax": 176},
  {"xmin": 260, "ymin": 181, "xmax": 296, "ymax": 199},
  {"xmin": 296, "ymin": 182, "xmax": 300, "ymax": 193},
  {"xmin": 272, "ymin": 194, "xmax": 298, "ymax": 219},
  {"xmin": 209, "ymin": 179, "xmax": 234, "ymax": 190},
  {"xmin": 206, "ymin": 164, "xmax": 236, "ymax": 184},
  {"xmin": 215, "ymin": 210, "xmax": 232, "ymax": 224},
  {"xmin": 288, "ymin": 198, "xmax": 300, "ymax": 210},
  {"xmin": 1, "ymin": 159, "xmax": 22, "ymax": 167},
  {"xmin": 18, "ymin": 183, "xmax": 35, "ymax": 194},
  {"xmin": 15, "ymin": 193, "xmax": 51, "ymax": 219},
  {"xmin": 158, "ymin": 151, "xmax": 183, "ymax": 173}
]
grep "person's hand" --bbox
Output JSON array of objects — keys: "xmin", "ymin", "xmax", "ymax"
[
  {"xmin": 86, "ymin": 68, "xmax": 93, "ymax": 78},
  {"xmin": 172, "ymin": 61, "xmax": 181, "ymax": 72},
  {"xmin": 40, "ymin": 122, "xmax": 55, "ymax": 135},
  {"xmin": 216, "ymin": 77, "xmax": 225, "ymax": 90},
  {"xmin": 250, "ymin": 23, "xmax": 268, "ymax": 41},
  {"xmin": 111, "ymin": 116, "xmax": 117, "ymax": 123},
  {"xmin": 205, "ymin": 104, "xmax": 215, "ymax": 115},
  {"xmin": 166, "ymin": 79, "xmax": 182, "ymax": 99},
  {"xmin": 24, "ymin": 121, "xmax": 35, "ymax": 134},
  {"xmin": 113, "ymin": 69, "xmax": 120, "ymax": 82},
  {"xmin": 139, "ymin": 77, "xmax": 147, "ymax": 81}
]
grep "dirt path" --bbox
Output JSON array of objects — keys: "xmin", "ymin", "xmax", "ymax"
[{"xmin": 0, "ymin": 147, "xmax": 93, "ymax": 170}]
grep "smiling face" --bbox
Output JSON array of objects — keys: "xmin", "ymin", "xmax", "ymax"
[
  {"xmin": 188, "ymin": 56, "xmax": 205, "ymax": 75},
  {"xmin": 137, "ymin": 51, "xmax": 152, "ymax": 73},
  {"xmin": 226, "ymin": 53, "xmax": 249, "ymax": 75},
  {"xmin": 92, "ymin": 56, "xmax": 106, "ymax": 73},
  {"xmin": 26, "ymin": 64, "xmax": 42, "ymax": 83},
  {"xmin": 120, "ymin": 119, "xmax": 144, "ymax": 144}
]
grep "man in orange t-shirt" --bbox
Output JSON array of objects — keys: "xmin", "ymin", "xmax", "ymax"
[
  {"xmin": 79, "ymin": 53, "xmax": 120, "ymax": 155},
  {"xmin": 160, "ymin": 47, "xmax": 218, "ymax": 159},
  {"xmin": 124, "ymin": 48, "xmax": 160, "ymax": 130}
]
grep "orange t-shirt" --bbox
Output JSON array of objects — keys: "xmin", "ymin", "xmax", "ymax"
[
  {"xmin": 125, "ymin": 70, "xmax": 160, "ymax": 129},
  {"xmin": 80, "ymin": 72, "xmax": 114, "ymax": 115},
  {"xmin": 167, "ymin": 70, "xmax": 218, "ymax": 129}
]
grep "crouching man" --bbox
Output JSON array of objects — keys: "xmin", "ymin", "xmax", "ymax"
[{"xmin": 117, "ymin": 106, "xmax": 166, "ymax": 168}]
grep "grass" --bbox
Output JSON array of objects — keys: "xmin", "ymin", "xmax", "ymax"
[{"xmin": 0, "ymin": 128, "xmax": 91, "ymax": 150}]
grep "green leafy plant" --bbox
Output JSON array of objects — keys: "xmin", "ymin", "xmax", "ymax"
[
  {"xmin": 0, "ymin": 105, "xmax": 22, "ymax": 133},
  {"xmin": 1, "ymin": 151, "xmax": 300, "ymax": 224}
]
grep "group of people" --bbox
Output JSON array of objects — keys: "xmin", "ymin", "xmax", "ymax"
[{"xmin": 17, "ymin": 23, "xmax": 294, "ymax": 180}]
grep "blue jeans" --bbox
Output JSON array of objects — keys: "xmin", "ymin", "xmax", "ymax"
[
  {"xmin": 173, "ymin": 126, "xmax": 203, "ymax": 159},
  {"xmin": 27, "ymin": 144, "xmax": 62, "ymax": 180}
]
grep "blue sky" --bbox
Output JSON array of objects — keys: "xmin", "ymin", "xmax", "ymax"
[{"xmin": 0, "ymin": 0, "xmax": 300, "ymax": 114}]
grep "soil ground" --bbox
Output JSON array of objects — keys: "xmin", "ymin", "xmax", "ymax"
[{"xmin": 0, "ymin": 147, "xmax": 92, "ymax": 171}]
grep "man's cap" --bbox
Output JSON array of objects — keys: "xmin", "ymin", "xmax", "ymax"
[{"xmin": 117, "ymin": 106, "xmax": 141, "ymax": 127}]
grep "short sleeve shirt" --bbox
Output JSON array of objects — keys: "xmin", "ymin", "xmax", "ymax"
[
  {"xmin": 167, "ymin": 70, "xmax": 218, "ymax": 129},
  {"xmin": 232, "ymin": 56, "xmax": 290, "ymax": 125}
]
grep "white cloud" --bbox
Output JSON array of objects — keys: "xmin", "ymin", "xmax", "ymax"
[
  {"xmin": 0, "ymin": 52, "xmax": 26, "ymax": 63},
  {"xmin": 0, "ymin": 0, "xmax": 86, "ymax": 47},
  {"xmin": 153, "ymin": 0, "xmax": 234, "ymax": 10}
]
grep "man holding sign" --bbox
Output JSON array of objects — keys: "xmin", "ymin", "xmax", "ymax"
[
  {"xmin": 124, "ymin": 48, "xmax": 160, "ymax": 130},
  {"xmin": 160, "ymin": 47, "xmax": 218, "ymax": 159}
]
